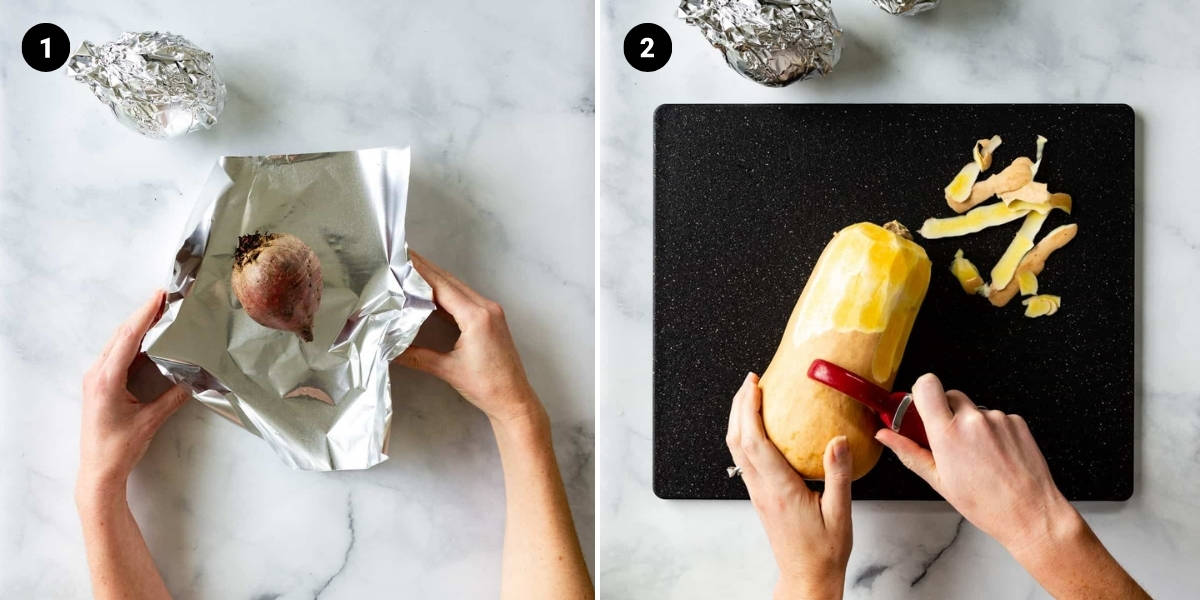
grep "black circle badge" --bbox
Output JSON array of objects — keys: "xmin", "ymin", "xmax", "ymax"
[
  {"xmin": 624, "ymin": 23, "xmax": 671, "ymax": 72},
  {"xmin": 22, "ymin": 23, "xmax": 70, "ymax": 72}
]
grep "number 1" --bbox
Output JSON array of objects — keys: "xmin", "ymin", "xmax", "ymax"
[
  {"xmin": 640, "ymin": 38, "xmax": 654, "ymax": 58},
  {"xmin": 40, "ymin": 37, "xmax": 50, "ymax": 59}
]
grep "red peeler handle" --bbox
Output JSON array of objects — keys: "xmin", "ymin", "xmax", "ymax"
[{"xmin": 807, "ymin": 359, "xmax": 930, "ymax": 449}]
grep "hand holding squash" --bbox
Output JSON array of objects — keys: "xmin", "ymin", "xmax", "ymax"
[
  {"xmin": 760, "ymin": 222, "xmax": 930, "ymax": 481},
  {"xmin": 727, "ymin": 373, "xmax": 852, "ymax": 600}
]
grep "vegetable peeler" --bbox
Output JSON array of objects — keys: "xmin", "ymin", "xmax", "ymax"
[{"xmin": 807, "ymin": 359, "xmax": 930, "ymax": 449}]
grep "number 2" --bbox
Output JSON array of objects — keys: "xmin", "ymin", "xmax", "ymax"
[
  {"xmin": 640, "ymin": 38, "xmax": 654, "ymax": 58},
  {"xmin": 40, "ymin": 37, "xmax": 50, "ymax": 59}
]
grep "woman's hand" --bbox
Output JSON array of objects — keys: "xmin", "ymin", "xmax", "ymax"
[
  {"xmin": 876, "ymin": 374, "xmax": 1149, "ymax": 599},
  {"xmin": 874, "ymin": 373, "xmax": 1071, "ymax": 554},
  {"xmin": 396, "ymin": 253, "xmax": 593, "ymax": 598},
  {"xmin": 77, "ymin": 291, "xmax": 185, "ymax": 600},
  {"xmin": 727, "ymin": 373, "xmax": 852, "ymax": 600},
  {"xmin": 78, "ymin": 290, "xmax": 191, "ymax": 500},
  {"xmin": 395, "ymin": 252, "xmax": 542, "ymax": 426}
]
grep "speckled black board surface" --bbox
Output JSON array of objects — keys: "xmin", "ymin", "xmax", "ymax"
[{"xmin": 653, "ymin": 104, "xmax": 1134, "ymax": 501}]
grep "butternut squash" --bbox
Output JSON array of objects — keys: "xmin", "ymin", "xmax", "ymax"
[{"xmin": 759, "ymin": 222, "xmax": 931, "ymax": 480}]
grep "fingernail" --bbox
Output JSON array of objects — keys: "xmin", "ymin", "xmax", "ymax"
[{"xmin": 833, "ymin": 435, "xmax": 849, "ymax": 461}]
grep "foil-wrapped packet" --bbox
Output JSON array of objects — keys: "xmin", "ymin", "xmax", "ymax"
[
  {"xmin": 67, "ymin": 31, "xmax": 225, "ymax": 138},
  {"xmin": 678, "ymin": 0, "xmax": 842, "ymax": 86},
  {"xmin": 872, "ymin": 0, "xmax": 940, "ymax": 15},
  {"xmin": 142, "ymin": 148, "xmax": 435, "ymax": 471}
]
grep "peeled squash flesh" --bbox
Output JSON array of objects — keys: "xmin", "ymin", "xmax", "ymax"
[{"xmin": 760, "ymin": 222, "xmax": 931, "ymax": 481}]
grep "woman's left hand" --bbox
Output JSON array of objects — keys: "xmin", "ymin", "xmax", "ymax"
[
  {"xmin": 78, "ymin": 290, "xmax": 191, "ymax": 500},
  {"xmin": 726, "ymin": 373, "xmax": 853, "ymax": 600}
]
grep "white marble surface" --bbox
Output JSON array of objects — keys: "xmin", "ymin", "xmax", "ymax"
[
  {"xmin": 0, "ymin": 1, "xmax": 593, "ymax": 597},
  {"xmin": 598, "ymin": 1, "xmax": 1200, "ymax": 598}
]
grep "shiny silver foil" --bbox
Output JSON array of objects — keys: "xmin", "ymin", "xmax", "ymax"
[
  {"xmin": 871, "ymin": 0, "xmax": 940, "ymax": 15},
  {"xmin": 678, "ymin": 0, "xmax": 842, "ymax": 86},
  {"xmin": 142, "ymin": 148, "xmax": 435, "ymax": 471},
  {"xmin": 67, "ymin": 31, "xmax": 225, "ymax": 138}
]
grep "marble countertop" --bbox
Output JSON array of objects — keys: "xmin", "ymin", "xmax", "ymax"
[
  {"xmin": 0, "ymin": 1, "xmax": 593, "ymax": 597},
  {"xmin": 598, "ymin": 1, "xmax": 1200, "ymax": 599}
]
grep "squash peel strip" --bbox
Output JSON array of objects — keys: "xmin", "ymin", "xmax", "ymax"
[
  {"xmin": 945, "ymin": 162, "xmax": 981, "ymax": 205},
  {"xmin": 1022, "ymin": 294, "xmax": 1061, "ymax": 318},
  {"xmin": 973, "ymin": 135, "xmax": 1003, "ymax": 171},
  {"xmin": 990, "ymin": 211, "xmax": 1049, "ymax": 290},
  {"xmin": 920, "ymin": 202, "xmax": 1031, "ymax": 239},
  {"xmin": 999, "ymin": 181, "xmax": 1050, "ymax": 206},
  {"xmin": 1031, "ymin": 135, "xmax": 1049, "ymax": 177},
  {"xmin": 934, "ymin": 133, "xmax": 1076, "ymax": 315},
  {"xmin": 950, "ymin": 157, "xmax": 1034, "ymax": 213},
  {"xmin": 950, "ymin": 249, "xmax": 985, "ymax": 295},
  {"xmin": 988, "ymin": 224, "xmax": 1078, "ymax": 307},
  {"xmin": 1008, "ymin": 193, "xmax": 1072, "ymax": 215},
  {"xmin": 1017, "ymin": 271, "xmax": 1038, "ymax": 296}
]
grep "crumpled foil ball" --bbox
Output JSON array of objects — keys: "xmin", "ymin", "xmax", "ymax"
[
  {"xmin": 872, "ymin": 0, "xmax": 940, "ymax": 16},
  {"xmin": 67, "ymin": 31, "xmax": 226, "ymax": 139},
  {"xmin": 678, "ymin": 0, "xmax": 842, "ymax": 87}
]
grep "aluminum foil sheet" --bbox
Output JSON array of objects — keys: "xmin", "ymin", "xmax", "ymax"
[
  {"xmin": 142, "ymin": 148, "xmax": 435, "ymax": 471},
  {"xmin": 871, "ymin": 0, "xmax": 940, "ymax": 15},
  {"xmin": 67, "ymin": 31, "xmax": 225, "ymax": 138},
  {"xmin": 678, "ymin": 0, "xmax": 842, "ymax": 86}
]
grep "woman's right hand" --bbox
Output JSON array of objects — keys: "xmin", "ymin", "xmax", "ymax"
[
  {"xmin": 875, "ymin": 373, "xmax": 1075, "ymax": 555},
  {"xmin": 878, "ymin": 374, "xmax": 1150, "ymax": 599},
  {"xmin": 394, "ymin": 251, "xmax": 543, "ymax": 427}
]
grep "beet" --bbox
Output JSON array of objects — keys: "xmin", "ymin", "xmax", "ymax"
[{"xmin": 231, "ymin": 232, "xmax": 323, "ymax": 342}]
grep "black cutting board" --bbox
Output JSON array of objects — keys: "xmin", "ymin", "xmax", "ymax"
[{"xmin": 653, "ymin": 104, "xmax": 1134, "ymax": 501}]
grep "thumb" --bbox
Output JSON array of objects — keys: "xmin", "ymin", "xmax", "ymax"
[
  {"xmin": 140, "ymin": 383, "xmax": 191, "ymax": 431},
  {"xmin": 820, "ymin": 435, "xmax": 853, "ymax": 534},
  {"xmin": 876, "ymin": 428, "xmax": 938, "ymax": 487}
]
